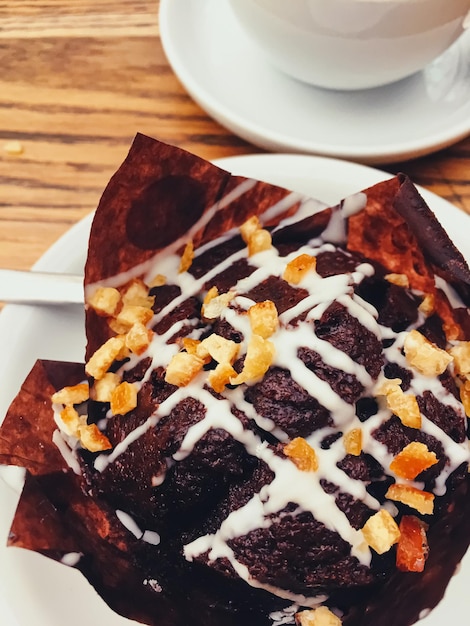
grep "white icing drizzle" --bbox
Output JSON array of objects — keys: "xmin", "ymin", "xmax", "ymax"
[
  {"xmin": 60, "ymin": 552, "xmax": 83, "ymax": 567},
  {"xmin": 116, "ymin": 509, "xmax": 142, "ymax": 538},
  {"xmin": 52, "ymin": 429, "xmax": 81, "ymax": 475},
  {"xmin": 116, "ymin": 509, "xmax": 161, "ymax": 545},
  {"xmin": 435, "ymin": 276, "xmax": 465, "ymax": 309},
  {"xmin": 143, "ymin": 578, "xmax": 163, "ymax": 593},
  {"xmin": 142, "ymin": 530, "xmax": 161, "ymax": 545},
  {"xmin": 80, "ymin": 190, "xmax": 470, "ymax": 608},
  {"xmin": 341, "ymin": 192, "xmax": 368, "ymax": 218},
  {"xmin": 269, "ymin": 604, "xmax": 299, "ymax": 626},
  {"xmin": 260, "ymin": 191, "xmax": 305, "ymax": 224}
]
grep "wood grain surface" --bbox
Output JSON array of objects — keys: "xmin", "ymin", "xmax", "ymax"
[{"xmin": 0, "ymin": 0, "xmax": 469, "ymax": 279}]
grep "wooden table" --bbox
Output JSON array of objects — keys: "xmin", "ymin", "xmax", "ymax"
[{"xmin": 1, "ymin": 0, "xmax": 469, "ymax": 277}]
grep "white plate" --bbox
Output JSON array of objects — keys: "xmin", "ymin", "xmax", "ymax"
[
  {"xmin": 159, "ymin": 0, "xmax": 470, "ymax": 165},
  {"xmin": 0, "ymin": 154, "xmax": 469, "ymax": 625}
]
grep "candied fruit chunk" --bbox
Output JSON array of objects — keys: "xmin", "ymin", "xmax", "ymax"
[
  {"xmin": 110, "ymin": 304, "xmax": 154, "ymax": 334},
  {"xmin": 450, "ymin": 341, "xmax": 470, "ymax": 377},
  {"xmin": 202, "ymin": 287, "xmax": 234, "ymax": 320},
  {"xmin": 297, "ymin": 606, "xmax": 342, "ymax": 626},
  {"xmin": 284, "ymin": 437, "xmax": 319, "ymax": 472},
  {"xmin": 179, "ymin": 240, "xmax": 194, "ymax": 273},
  {"xmin": 385, "ymin": 273, "xmax": 409, "ymax": 288},
  {"xmin": 121, "ymin": 279, "xmax": 155, "ymax": 308},
  {"xmin": 230, "ymin": 334, "xmax": 275, "ymax": 385},
  {"xmin": 404, "ymin": 329, "xmax": 453, "ymax": 376},
  {"xmin": 148, "ymin": 273, "xmax": 166, "ymax": 288},
  {"xmin": 182, "ymin": 337, "xmax": 202, "ymax": 356},
  {"xmin": 283, "ymin": 254, "xmax": 317, "ymax": 285},
  {"xmin": 86, "ymin": 336, "xmax": 127, "ymax": 380},
  {"xmin": 125, "ymin": 321, "xmax": 154, "ymax": 356},
  {"xmin": 460, "ymin": 379, "xmax": 470, "ymax": 417},
  {"xmin": 165, "ymin": 352, "xmax": 204, "ymax": 387},
  {"xmin": 248, "ymin": 300, "xmax": 279, "ymax": 338},
  {"xmin": 389, "ymin": 442, "xmax": 438, "ymax": 480},
  {"xmin": 396, "ymin": 515, "xmax": 429, "ymax": 572},
  {"xmin": 240, "ymin": 215, "xmax": 272, "ymax": 256},
  {"xmin": 343, "ymin": 428, "xmax": 362, "ymax": 456},
  {"xmin": 79, "ymin": 423, "xmax": 112, "ymax": 453},
  {"xmin": 362, "ymin": 509, "xmax": 400, "ymax": 555},
  {"xmin": 58, "ymin": 407, "xmax": 112, "ymax": 452},
  {"xmin": 110, "ymin": 381, "xmax": 138, "ymax": 416},
  {"xmin": 87, "ymin": 286, "xmax": 121, "ymax": 317},
  {"xmin": 208, "ymin": 362, "xmax": 237, "ymax": 394},
  {"xmin": 52, "ymin": 383, "xmax": 89, "ymax": 406},
  {"xmin": 59, "ymin": 405, "xmax": 81, "ymax": 438},
  {"xmin": 198, "ymin": 333, "xmax": 239, "ymax": 364},
  {"xmin": 386, "ymin": 484, "xmax": 434, "ymax": 515},
  {"xmin": 248, "ymin": 228, "xmax": 272, "ymax": 256},
  {"xmin": 240, "ymin": 215, "xmax": 261, "ymax": 244},
  {"xmin": 376, "ymin": 378, "xmax": 421, "ymax": 429},
  {"xmin": 418, "ymin": 293, "xmax": 435, "ymax": 316},
  {"xmin": 92, "ymin": 372, "xmax": 120, "ymax": 403}
]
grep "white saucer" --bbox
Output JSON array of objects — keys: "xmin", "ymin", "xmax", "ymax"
[{"xmin": 159, "ymin": 0, "xmax": 470, "ymax": 164}]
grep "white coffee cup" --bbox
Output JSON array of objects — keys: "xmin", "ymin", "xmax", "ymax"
[{"xmin": 228, "ymin": 0, "xmax": 470, "ymax": 90}]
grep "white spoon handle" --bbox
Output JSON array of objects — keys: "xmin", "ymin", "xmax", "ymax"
[{"xmin": 0, "ymin": 269, "xmax": 83, "ymax": 305}]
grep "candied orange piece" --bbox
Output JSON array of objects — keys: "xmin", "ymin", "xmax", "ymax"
[
  {"xmin": 148, "ymin": 273, "xmax": 166, "ymax": 288},
  {"xmin": 121, "ymin": 279, "xmax": 155, "ymax": 308},
  {"xmin": 165, "ymin": 352, "xmax": 204, "ymax": 387},
  {"xmin": 240, "ymin": 215, "xmax": 272, "ymax": 256},
  {"xmin": 110, "ymin": 381, "xmax": 138, "ymax": 416},
  {"xmin": 203, "ymin": 285, "xmax": 219, "ymax": 302},
  {"xmin": 386, "ymin": 484, "xmax": 434, "ymax": 515},
  {"xmin": 87, "ymin": 286, "xmax": 121, "ymax": 317},
  {"xmin": 201, "ymin": 287, "xmax": 234, "ymax": 320},
  {"xmin": 92, "ymin": 372, "xmax": 120, "ymax": 403},
  {"xmin": 376, "ymin": 380, "xmax": 421, "ymax": 429},
  {"xmin": 125, "ymin": 322, "xmax": 154, "ymax": 355},
  {"xmin": 284, "ymin": 437, "xmax": 318, "ymax": 472},
  {"xmin": 179, "ymin": 240, "xmax": 194, "ymax": 273},
  {"xmin": 248, "ymin": 228, "xmax": 272, "ymax": 256},
  {"xmin": 85, "ymin": 336, "xmax": 127, "ymax": 380},
  {"xmin": 460, "ymin": 379, "xmax": 470, "ymax": 417},
  {"xmin": 396, "ymin": 515, "xmax": 429, "ymax": 573},
  {"xmin": 59, "ymin": 405, "xmax": 81, "ymax": 438},
  {"xmin": 110, "ymin": 304, "xmax": 154, "ymax": 334},
  {"xmin": 404, "ymin": 329, "xmax": 453, "ymax": 377},
  {"xmin": 79, "ymin": 423, "xmax": 112, "ymax": 453},
  {"xmin": 248, "ymin": 300, "xmax": 279, "ymax": 339},
  {"xmin": 389, "ymin": 442, "xmax": 438, "ymax": 480},
  {"xmin": 450, "ymin": 342, "xmax": 470, "ymax": 377},
  {"xmin": 388, "ymin": 389, "xmax": 421, "ymax": 429},
  {"xmin": 418, "ymin": 293, "xmax": 435, "ymax": 316},
  {"xmin": 59, "ymin": 406, "xmax": 111, "ymax": 452},
  {"xmin": 52, "ymin": 383, "xmax": 89, "ymax": 406},
  {"xmin": 385, "ymin": 273, "xmax": 409, "ymax": 288},
  {"xmin": 362, "ymin": 509, "xmax": 401, "ymax": 555},
  {"xmin": 182, "ymin": 337, "xmax": 202, "ymax": 355},
  {"xmin": 283, "ymin": 254, "xmax": 317, "ymax": 285},
  {"xmin": 297, "ymin": 606, "xmax": 342, "ymax": 626},
  {"xmin": 230, "ymin": 334, "xmax": 275, "ymax": 385},
  {"xmin": 343, "ymin": 428, "xmax": 362, "ymax": 456},
  {"xmin": 240, "ymin": 216, "xmax": 261, "ymax": 244},
  {"xmin": 198, "ymin": 333, "xmax": 239, "ymax": 364},
  {"xmin": 208, "ymin": 362, "xmax": 237, "ymax": 394}
]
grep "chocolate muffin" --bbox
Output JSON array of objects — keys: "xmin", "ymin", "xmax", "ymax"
[{"xmin": 1, "ymin": 135, "xmax": 469, "ymax": 626}]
